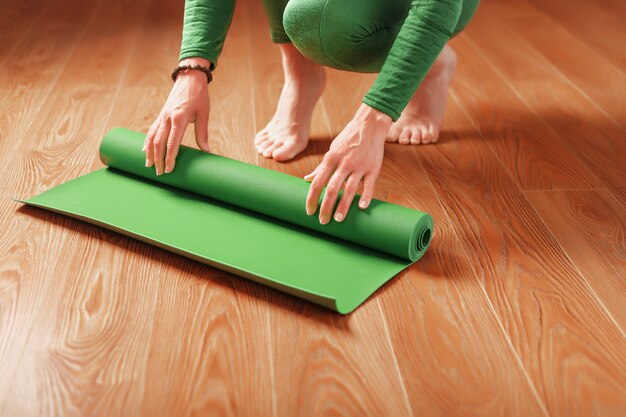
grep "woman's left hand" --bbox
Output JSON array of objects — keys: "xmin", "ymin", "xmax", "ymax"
[{"xmin": 305, "ymin": 103, "xmax": 393, "ymax": 224}]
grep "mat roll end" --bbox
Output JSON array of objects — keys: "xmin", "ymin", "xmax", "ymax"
[{"xmin": 408, "ymin": 214, "xmax": 434, "ymax": 261}]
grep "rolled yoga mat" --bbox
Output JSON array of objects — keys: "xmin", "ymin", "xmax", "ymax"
[{"xmin": 18, "ymin": 127, "xmax": 433, "ymax": 313}]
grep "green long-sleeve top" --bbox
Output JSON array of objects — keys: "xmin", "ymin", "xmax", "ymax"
[{"xmin": 178, "ymin": 0, "xmax": 478, "ymax": 121}]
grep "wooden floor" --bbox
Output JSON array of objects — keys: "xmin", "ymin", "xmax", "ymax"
[{"xmin": 1, "ymin": 0, "xmax": 624, "ymax": 415}]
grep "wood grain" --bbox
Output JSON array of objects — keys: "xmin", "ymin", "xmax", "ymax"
[
  {"xmin": 463, "ymin": 1, "xmax": 626, "ymax": 203},
  {"xmin": 448, "ymin": 33, "xmax": 603, "ymax": 191},
  {"xmin": 526, "ymin": 189, "xmax": 626, "ymax": 329},
  {"xmin": 417, "ymin": 94, "xmax": 626, "ymax": 417},
  {"xmin": 121, "ymin": 0, "xmax": 186, "ymax": 89},
  {"xmin": 0, "ymin": 0, "xmax": 53, "ymax": 62},
  {"xmin": 381, "ymin": 186, "xmax": 549, "ymax": 416},
  {"xmin": 524, "ymin": 0, "xmax": 626, "ymax": 83},
  {"xmin": 0, "ymin": 0, "xmax": 104, "ymax": 90},
  {"xmin": 1, "ymin": 0, "xmax": 625, "ymax": 416},
  {"xmin": 478, "ymin": 0, "xmax": 626, "ymax": 130}
]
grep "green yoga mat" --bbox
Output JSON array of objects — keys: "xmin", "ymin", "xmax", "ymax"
[{"xmin": 18, "ymin": 128, "xmax": 433, "ymax": 313}]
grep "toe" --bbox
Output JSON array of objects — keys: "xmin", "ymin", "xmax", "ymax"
[
  {"xmin": 410, "ymin": 128, "xmax": 422, "ymax": 145},
  {"xmin": 255, "ymin": 136, "xmax": 271, "ymax": 150},
  {"xmin": 407, "ymin": 127, "xmax": 421, "ymax": 145},
  {"xmin": 411, "ymin": 128, "xmax": 422, "ymax": 145},
  {"xmin": 256, "ymin": 139, "xmax": 273, "ymax": 154},
  {"xmin": 254, "ymin": 129, "xmax": 269, "ymax": 146},
  {"xmin": 386, "ymin": 126, "xmax": 401, "ymax": 143},
  {"xmin": 275, "ymin": 139, "xmax": 310, "ymax": 161},
  {"xmin": 429, "ymin": 124, "xmax": 440, "ymax": 143},
  {"xmin": 263, "ymin": 142, "xmax": 281, "ymax": 158},
  {"xmin": 398, "ymin": 129, "xmax": 411, "ymax": 145},
  {"xmin": 421, "ymin": 126, "xmax": 432, "ymax": 144},
  {"xmin": 272, "ymin": 143, "xmax": 297, "ymax": 161}
]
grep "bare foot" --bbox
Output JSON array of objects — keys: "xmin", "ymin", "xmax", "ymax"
[
  {"xmin": 387, "ymin": 44, "xmax": 457, "ymax": 145},
  {"xmin": 255, "ymin": 44, "xmax": 326, "ymax": 161}
]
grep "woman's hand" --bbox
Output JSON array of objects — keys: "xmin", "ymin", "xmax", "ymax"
[
  {"xmin": 305, "ymin": 103, "xmax": 393, "ymax": 224},
  {"xmin": 144, "ymin": 57, "xmax": 212, "ymax": 175}
]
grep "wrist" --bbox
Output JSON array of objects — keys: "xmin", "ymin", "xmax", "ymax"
[
  {"xmin": 179, "ymin": 57, "xmax": 213, "ymax": 67},
  {"xmin": 173, "ymin": 58, "xmax": 213, "ymax": 84},
  {"xmin": 355, "ymin": 103, "xmax": 393, "ymax": 127},
  {"xmin": 175, "ymin": 70, "xmax": 208, "ymax": 82}
]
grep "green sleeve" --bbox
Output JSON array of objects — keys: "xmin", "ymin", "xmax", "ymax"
[
  {"xmin": 178, "ymin": 0, "xmax": 236, "ymax": 70},
  {"xmin": 362, "ymin": 0, "xmax": 463, "ymax": 121}
]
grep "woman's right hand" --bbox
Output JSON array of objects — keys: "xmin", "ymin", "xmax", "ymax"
[{"xmin": 144, "ymin": 57, "xmax": 212, "ymax": 175}]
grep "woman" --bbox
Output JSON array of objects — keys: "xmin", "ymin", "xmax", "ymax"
[{"xmin": 144, "ymin": 0, "xmax": 479, "ymax": 224}]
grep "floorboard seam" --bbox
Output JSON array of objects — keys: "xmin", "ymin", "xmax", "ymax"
[
  {"xmin": 376, "ymin": 298, "xmax": 414, "ymax": 417},
  {"xmin": 521, "ymin": 191, "xmax": 626, "ymax": 336},
  {"xmin": 439, "ymin": 93, "xmax": 552, "ymax": 417}
]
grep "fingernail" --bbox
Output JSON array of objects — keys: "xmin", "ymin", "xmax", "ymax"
[
  {"xmin": 145, "ymin": 161, "xmax": 150, "ymax": 167},
  {"xmin": 319, "ymin": 214, "xmax": 330, "ymax": 225},
  {"xmin": 359, "ymin": 199, "xmax": 368, "ymax": 209},
  {"xmin": 306, "ymin": 205, "xmax": 313, "ymax": 216},
  {"xmin": 164, "ymin": 167, "xmax": 172, "ymax": 174},
  {"xmin": 334, "ymin": 212, "xmax": 344, "ymax": 222}
]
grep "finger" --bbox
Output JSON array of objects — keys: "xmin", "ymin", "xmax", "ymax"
[
  {"xmin": 305, "ymin": 163, "xmax": 334, "ymax": 216},
  {"xmin": 318, "ymin": 168, "xmax": 349, "ymax": 225},
  {"xmin": 165, "ymin": 116, "xmax": 188, "ymax": 173},
  {"xmin": 333, "ymin": 174, "xmax": 362, "ymax": 222},
  {"xmin": 304, "ymin": 165, "xmax": 320, "ymax": 182},
  {"xmin": 144, "ymin": 119, "xmax": 158, "ymax": 152},
  {"xmin": 194, "ymin": 111, "xmax": 210, "ymax": 152},
  {"xmin": 144, "ymin": 119, "xmax": 160, "ymax": 167},
  {"xmin": 359, "ymin": 173, "xmax": 377, "ymax": 209},
  {"xmin": 153, "ymin": 118, "xmax": 171, "ymax": 175}
]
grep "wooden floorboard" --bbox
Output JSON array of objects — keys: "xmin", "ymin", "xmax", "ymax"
[
  {"xmin": 502, "ymin": 0, "xmax": 626, "ymax": 129},
  {"xmin": 0, "ymin": 0, "xmax": 104, "ymax": 91},
  {"xmin": 525, "ymin": 189, "xmax": 626, "ymax": 329},
  {"xmin": 1, "ymin": 0, "xmax": 625, "ymax": 416},
  {"xmin": 449, "ymin": 34, "xmax": 603, "ymax": 191},
  {"xmin": 524, "ymin": 0, "xmax": 626, "ymax": 77},
  {"xmin": 475, "ymin": 0, "xmax": 626, "ymax": 204},
  {"xmin": 467, "ymin": 1, "xmax": 626, "ymax": 125},
  {"xmin": 380, "ymin": 186, "xmax": 549, "ymax": 416},
  {"xmin": 417, "ymin": 92, "xmax": 626, "ymax": 416},
  {"xmin": 0, "ymin": 0, "xmax": 55, "ymax": 64}
]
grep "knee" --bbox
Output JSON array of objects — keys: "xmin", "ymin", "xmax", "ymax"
[
  {"xmin": 283, "ymin": 0, "xmax": 391, "ymax": 72},
  {"xmin": 282, "ymin": 0, "xmax": 337, "ymax": 67}
]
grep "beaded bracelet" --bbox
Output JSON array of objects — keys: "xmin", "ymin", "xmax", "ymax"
[{"xmin": 171, "ymin": 64, "xmax": 213, "ymax": 84}]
